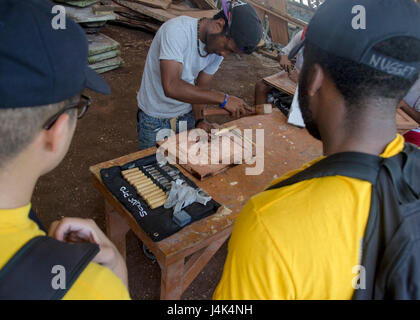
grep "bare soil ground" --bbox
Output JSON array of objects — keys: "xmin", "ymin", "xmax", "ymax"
[{"xmin": 32, "ymin": 24, "xmax": 280, "ymax": 300}]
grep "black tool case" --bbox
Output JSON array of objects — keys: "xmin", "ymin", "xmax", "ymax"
[{"xmin": 100, "ymin": 154, "xmax": 220, "ymax": 242}]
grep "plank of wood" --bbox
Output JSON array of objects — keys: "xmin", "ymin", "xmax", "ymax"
[
  {"xmin": 124, "ymin": 0, "xmax": 172, "ymax": 10},
  {"xmin": 396, "ymin": 107, "xmax": 419, "ymax": 130},
  {"xmin": 263, "ymin": 71, "xmax": 297, "ymax": 96},
  {"xmin": 64, "ymin": 5, "xmax": 116, "ymax": 23},
  {"xmin": 267, "ymin": 13, "xmax": 289, "ymax": 45},
  {"xmin": 173, "ymin": 9, "xmax": 218, "ymax": 19},
  {"xmin": 248, "ymin": 0, "xmax": 307, "ymax": 29},
  {"xmin": 114, "ymin": 0, "xmax": 217, "ymax": 22},
  {"xmin": 87, "ymin": 33, "xmax": 120, "ymax": 56},
  {"xmin": 55, "ymin": 0, "xmax": 100, "ymax": 8},
  {"xmin": 113, "ymin": 0, "xmax": 175, "ymax": 21},
  {"xmin": 90, "ymin": 56, "xmax": 123, "ymax": 70},
  {"xmin": 189, "ymin": 0, "xmax": 216, "ymax": 10}
]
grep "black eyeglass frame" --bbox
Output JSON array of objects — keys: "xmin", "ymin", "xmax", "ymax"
[{"xmin": 43, "ymin": 95, "xmax": 91, "ymax": 130}]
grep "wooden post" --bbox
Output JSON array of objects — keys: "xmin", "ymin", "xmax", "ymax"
[
  {"xmin": 105, "ymin": 201, "xmax": 129, "ymax": 261},
  {"xmin": 160, "ymin": 258, "xmax": 185, "ymax": 300}
]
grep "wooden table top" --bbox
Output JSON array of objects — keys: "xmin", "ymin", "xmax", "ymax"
[{"xmin": 89, "ymin": 109, "xmax": 322, "ymax": 259}]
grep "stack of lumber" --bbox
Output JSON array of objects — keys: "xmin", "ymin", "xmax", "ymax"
[
  {"xmin": 54, "ymin": 0, "xmax": 123, "ymax": 73},
  {"xmin": 55, "ymin": 0, "xmax": 116, "ymax": 33},
  {"xmin": 87, "ymin": 33, "xmax": 123, "ymax": 73},
  {"xmin": 97, "ymin": 0, "xmax": 218, "ymax": 33}
]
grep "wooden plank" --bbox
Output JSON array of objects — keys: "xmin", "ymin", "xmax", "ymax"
[
  {"xmin": 267, "ymin": 13, "xmax": 289, "ymax": 45},
  {"xmin": 189, "ymin": 0, "xmax": 217, "ymax": 10},
  {"xmin": 89, "ymin": 56, "xmax": 123, "ymax": 70},
  {"xmin": 248, "ymin": 0, "xmax": 307, "ymax": 28},
  {"xmin": 64, "ymin": 5, "xmax": 116, "ymax": 23},
  {"xmin": 55, "ymin": 0, "xmax": 100, "ymax": 8},
  {"xmin": 114, "ymin": 0, "xmax": 217, "ymax": 22},
  {"xmin": 124, "ymin": 0, "xmax": 172, "ymax": 10},
  {"xmin": 396, "ymin": 107, "xmax": 419, "ymax": 131},
  {"xmin": 88, "ymin": 49, "xmax": 120, "ymax": 64},
  {"xmin": 114, "ymin": 0, "xmax": 175, "ymax": 21},
  {"xmin": 263, "ymin": 71, "xmax": 297, "ymax": 96},
  {"xmin": 87, "ymin": 33, "xmax": 120, "ymax": 56},
  {"xmin": 175, "ymin": 9, "xmax": 218, "ymax": 19}
]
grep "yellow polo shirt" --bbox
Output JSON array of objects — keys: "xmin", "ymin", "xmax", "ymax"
[
  {"xmin": 214, "ymin": 135, "xmax": 405, "ymax": 300},
  {"xmin": 0, "ymin": 205, "xmax": 130, "ymax": 300}
]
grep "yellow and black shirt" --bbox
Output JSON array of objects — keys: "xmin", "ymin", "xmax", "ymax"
[
  {"xmin": 0, "ymin": 205, "xmax": 130, "ymax": 300},
  {"xmin": 214, "ymin": 135, "xmax": 405, "ymax": 300}
]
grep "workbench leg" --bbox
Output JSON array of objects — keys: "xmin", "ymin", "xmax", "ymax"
[
  {"xmin": 105, "ymin": 201, "xmax": 129, "ymax": 261},
  {"xmin": 160, "ymin": 258, "xmax": 185, "ymax": 300}
]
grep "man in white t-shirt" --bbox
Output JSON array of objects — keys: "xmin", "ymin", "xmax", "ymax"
[
  {"xmin": 399, "ymin": 77, "xmax": 420, "ymax": 146},
  {"xmin": 136, "ymin": 0, "xmax": 263, "ymax": 150}
]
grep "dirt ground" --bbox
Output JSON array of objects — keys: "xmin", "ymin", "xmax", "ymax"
[{"xmin": 32, "ymin": 24, "xmax": 281, "ymax": 300}]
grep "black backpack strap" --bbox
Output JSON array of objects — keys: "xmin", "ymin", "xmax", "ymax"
[
  {"xmin": 0, "ymin": 236, "xmax": 99, "ymax": 300},
  {"xmin": 28, "ymin": 208, "xmax": 47, "ymax": 233},
  {"xmin": 266, "ymin": 151, "xmax": 383, "ymax": 191}
]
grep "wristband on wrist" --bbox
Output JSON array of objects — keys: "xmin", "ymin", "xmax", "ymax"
[{"xmin": 220, "ymin": 93, "xmax": 229, "ymax": 108}]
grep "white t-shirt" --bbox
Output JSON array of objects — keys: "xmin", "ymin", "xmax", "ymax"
[
  {"xmin": 137, "ymin": 16, "xmax": 224, "ymax": 118},
  {"xmin": 403, "ymin": 77, "xmax": 420, "ymax": 132}
]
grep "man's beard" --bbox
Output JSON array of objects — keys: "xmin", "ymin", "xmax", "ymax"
[
  {"xmin": 298, "ymin": 68, "xmax": 322, "ymax": 141},
  {"xmin": 204, "ymin": 32, "xmax": 221, "ymax": 55}
]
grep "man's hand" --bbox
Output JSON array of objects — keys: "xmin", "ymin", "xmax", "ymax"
[
  {"xmin": 279, "ymin": 54, "xmax": 291, "ymax": 72},
  {"xmin": 48, "ymin": 217, "xmax": 128, "ymax": 288},
  {"xmin": 224, "ymin": 96, "xmax": 253, "ymax": 118},
  {"xmin": 288, "ymin": 69, "xmax": 299, "ymax": 83},
  {"xmin": 196, "ymin": 120, "xmax": 220, "ymax": 133}
]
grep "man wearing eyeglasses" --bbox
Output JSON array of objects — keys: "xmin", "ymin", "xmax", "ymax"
[
  {"xmin": 136, "ymin": 0, "xmax": 263, "ymax": 150},
  {"xmin": 0, "ymin": 0, "xmax": 129, "ymax": 299}
]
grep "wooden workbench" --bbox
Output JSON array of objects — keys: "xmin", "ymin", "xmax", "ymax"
[{"xmin": 89, "ymin": 109, "xmax": 322, "ymax": 299}]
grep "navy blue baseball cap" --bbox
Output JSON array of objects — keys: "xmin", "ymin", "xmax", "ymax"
[
  {"xmin": 289, "ymin": 0, "xmax": 420, "ymax": 80},
  {"xmin": 0, "ymin": 0, "xmax": 110, "ymax": 109}
]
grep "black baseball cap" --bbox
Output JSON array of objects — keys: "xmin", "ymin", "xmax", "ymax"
[
  {"xmin": 221, "ymin": 0, "xmax": 263, "ymax": 54},
  {"xmin": 289, "ymin": 0, "xmax": 420, "ymax": 80},
  {"xmin": 0, "ymin": 0, "xmax": 110, "ymax": 109}
]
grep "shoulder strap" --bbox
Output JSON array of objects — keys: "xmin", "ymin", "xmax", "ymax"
[
  {"xmin": 266, "ymin": 151, "xmax": 383, "ymax": 191},
  {"xmin": 0, "ymin": 236, "xmax": 99, "ymax": 300}
]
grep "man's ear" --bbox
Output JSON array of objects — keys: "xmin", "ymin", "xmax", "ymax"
[
  {"xmin": 307, "ymin": 63, "xmax": 325, "ymax": 97},
  {"xmin": 212, "ymin": 18, "xmax": 226, "ymax": 34},
  {"xmin": 42, "ymin": 113, "xmax": 71, "ymax": 153}
]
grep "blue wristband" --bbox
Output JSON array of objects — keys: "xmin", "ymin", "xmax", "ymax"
[{"xmin": 220, "ymin": 94, "xmax": 229, "ymax": 108}]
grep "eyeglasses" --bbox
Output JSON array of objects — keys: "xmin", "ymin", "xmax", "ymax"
[{"xmin": 43, "ymin": 95, "xmax": 91, "ymax": 130}]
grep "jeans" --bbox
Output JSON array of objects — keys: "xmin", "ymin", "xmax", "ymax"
[{"xmin": 136, "ymin": 109, "xmax": 195, "ymax": 150}]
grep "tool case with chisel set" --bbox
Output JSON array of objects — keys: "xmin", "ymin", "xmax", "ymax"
[{"xmin": 100, "ymin": 154, "xmax": 221, "ymax": 242}]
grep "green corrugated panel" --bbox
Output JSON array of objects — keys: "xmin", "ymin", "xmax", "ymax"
[
  {"xmin": 88, "ymin": 50, "xmax": 121, "ymax": 64},
  {"xmin": 87, "ymin": 33, "xmax": 120, "ymax": 56},
  {"xmin": 54, "ymin": 0, "xmax": 100, "ymax": 8}
]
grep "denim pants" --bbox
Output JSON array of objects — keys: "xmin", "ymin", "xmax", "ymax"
[{"xmin": 136, "ymin": 109, "xmax": 195, "ymax": 150}]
